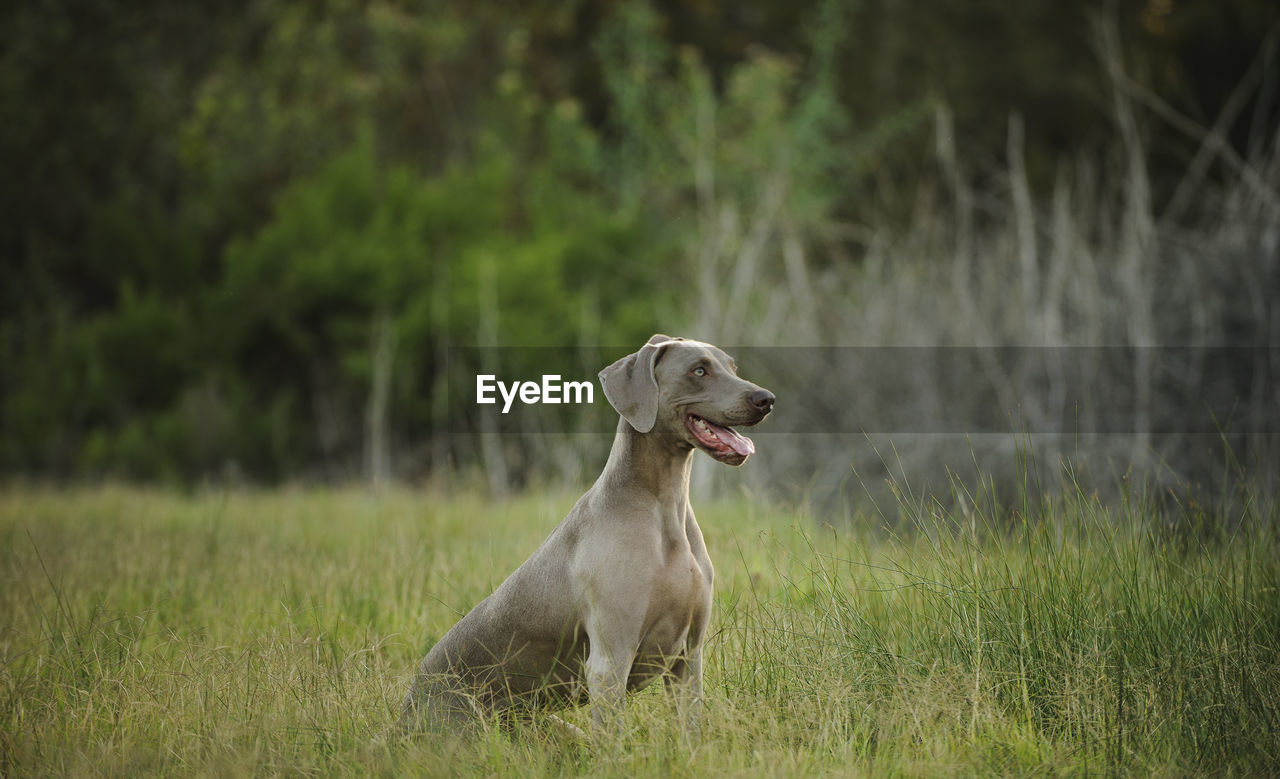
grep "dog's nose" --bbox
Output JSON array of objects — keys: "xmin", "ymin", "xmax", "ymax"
[{"xmin": 748, "ymin": 389, "xmax": 775, "ymax": 413}]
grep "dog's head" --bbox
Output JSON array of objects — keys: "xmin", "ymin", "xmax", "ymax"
[{"xmin": 599, "ymin": 334, "xmax": 775, "ymax": 466}]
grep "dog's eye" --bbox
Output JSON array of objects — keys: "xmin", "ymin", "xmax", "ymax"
[{"xmin": 692, "ymin": 366, "xmax": 706, "ymax": 377}]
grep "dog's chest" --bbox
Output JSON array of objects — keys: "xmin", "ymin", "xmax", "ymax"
[{"xmin": 626, "ymin": 546, "xmax": 709, "ymax": 686}]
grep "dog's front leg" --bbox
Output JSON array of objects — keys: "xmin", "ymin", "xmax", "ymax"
[
  {"xmin": 583, "ymin": 610, "xmax": 638, "ymax": 731},
  {"xmin": 664, "ymin": 645, "xmax": 705, "ymax": 739},
  {"xmin": 585, "ymin": 650, "xmax": 628, "ymax": 730}
]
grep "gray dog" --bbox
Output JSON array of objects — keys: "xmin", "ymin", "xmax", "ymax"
[{"xmin": 397, "ymin": 334, "xmax": 775, "ymax": 735}]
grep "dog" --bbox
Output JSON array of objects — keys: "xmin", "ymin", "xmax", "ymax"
[{"xmin": 397, "ymin": 334, "xmax": 774, "ymax": 735}]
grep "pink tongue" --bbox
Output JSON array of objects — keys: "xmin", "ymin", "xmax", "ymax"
[{"xmin": 706, "ymin": 420, "xmax": 755, "ymax": 456}]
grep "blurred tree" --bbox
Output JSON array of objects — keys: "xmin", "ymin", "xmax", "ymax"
[
  {"xmin": 2, "ymin": 0, "xmax": 1275, "ymax": 482},
  {"xmin": 1, "ymin": 1, "xmax": 248, "ymax": 473}
]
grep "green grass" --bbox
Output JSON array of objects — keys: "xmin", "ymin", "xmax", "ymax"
[{"xmin": 2, "ymin": 479, "xmax": 1278, "ymax": 776}]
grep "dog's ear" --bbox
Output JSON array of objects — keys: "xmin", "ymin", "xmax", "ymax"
[{"xmin": 599, "ymin": 336, "xmax": 680, "ymax": 433}]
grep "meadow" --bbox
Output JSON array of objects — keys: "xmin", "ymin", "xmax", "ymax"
[{"xmin": 2, "ymin": 477, "xmax": 1277, "ymax": 776}]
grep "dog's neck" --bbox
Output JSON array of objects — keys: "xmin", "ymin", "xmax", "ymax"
[{"xmin": 599, "ymin": 417, "xmax": 694, "ymax": 527}]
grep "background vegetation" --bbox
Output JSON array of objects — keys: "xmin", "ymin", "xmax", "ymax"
[{"xmin": 3, "ymin": 0, "xmax": 1277, "ymax": 497}]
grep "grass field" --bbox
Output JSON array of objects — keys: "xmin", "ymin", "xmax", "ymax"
[{"xmin": 2, "ymin": 478, "xmax": 1278, "ymax": 776}]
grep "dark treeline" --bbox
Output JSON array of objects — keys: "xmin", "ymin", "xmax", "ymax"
[{"xmin": 2, "ymin": 0, "xmax": 1277, "ymax": 486}]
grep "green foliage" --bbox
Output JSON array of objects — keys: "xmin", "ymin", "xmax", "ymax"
[
  {"xmin": 596, "ymin": 0, "xmax": 872, "ymax": 224},
  {"xmin": 214, "ymin": 101, "xmax": 663, "ymax": 476},
  {"xmin": 2, "ymin": 3, "xmax": 685, "ymax": 481},
  {"xmin": 3, "ymin": 0, "xmax": 1274, "ymax": 484},
  {"xmin": 5, "ymin": 0, "xmax": 886, "ymax": 482}
]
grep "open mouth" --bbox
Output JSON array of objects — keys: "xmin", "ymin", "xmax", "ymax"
[{"xmin": 685, "ymin": 413, "xmax": 756, "ymax": 466}]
